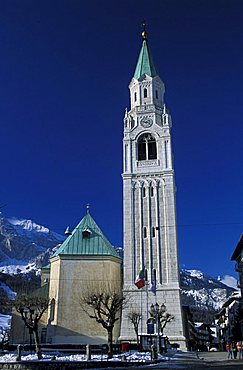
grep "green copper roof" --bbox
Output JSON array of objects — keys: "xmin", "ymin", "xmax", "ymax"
[
  {"xmin": 52, "ymin": 212, "xmax": 120, "ymax": 258},
  {"xmin": 133, "ymin": 39, "xmax": 158, "ymax": 79},
  {"xmin": 30, "ymin": 283, "xmax": 49, "ymax": 299}
]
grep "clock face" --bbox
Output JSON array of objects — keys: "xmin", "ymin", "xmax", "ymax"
[{"xmin": 141, "ymin": 117, "xmax": 153, "ymax": 128}]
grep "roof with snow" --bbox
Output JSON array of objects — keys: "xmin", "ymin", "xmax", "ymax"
[{"xmin": 52, "ymin": 212, "xmax": 120, "ymax": 259}]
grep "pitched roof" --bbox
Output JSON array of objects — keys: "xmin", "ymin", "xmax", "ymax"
[
  {"xmin": 133, "ymin": 39, "xmax": 158, "ymax": 79},
  {"xmin": 52, "ymin": 212, "xmax": 120, "ymax": 259},
  {"xmin": 30, "ymin": 283, "xmax": 49, "ymax": 299}
]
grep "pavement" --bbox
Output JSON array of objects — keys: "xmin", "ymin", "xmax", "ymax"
[
  {"xmin": 1, "ymin": 350, "xmax": 242, "ymax": 370},
  {"xmin": 160, "ymin": 351, "xmax": 243, "ymax": 369},
  {"xmin": 81, "ymin": 351, "xmax": 243, "ymax": 370}
]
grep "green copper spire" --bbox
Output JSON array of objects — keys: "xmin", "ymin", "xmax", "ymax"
[{"xmin": 133, "ymin": 31, "xmax": 158, "ymax": 79}]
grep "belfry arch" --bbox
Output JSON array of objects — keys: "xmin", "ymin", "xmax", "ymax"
[{"xmin": 137, "ymin": 133, "xmax": 157, "ymax": 160}]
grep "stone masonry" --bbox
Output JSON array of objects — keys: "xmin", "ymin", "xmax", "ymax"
[{"xmin": 120, "ymin": 33, "xmax": 186, "ymax": 349}]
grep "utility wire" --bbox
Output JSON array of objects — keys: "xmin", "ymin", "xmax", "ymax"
[{"xmin": 51, "ymin": 221, "xmax": 243, "ymax": 232}]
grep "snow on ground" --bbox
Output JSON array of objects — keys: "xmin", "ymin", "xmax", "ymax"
[
  {"xmin": 0, "ymin": 351, "xmax": 171, "ymax": 363},
  {"xmin": 0, "ymin": 314, "xmax": 11, "ymax": 331},
  {"xmin": 0, "ymin": 314, "xmax": 11, "ymax": 341}
]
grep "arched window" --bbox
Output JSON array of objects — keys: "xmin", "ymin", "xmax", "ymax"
[
  {"xmin": 138, "ymin": 134, "xmax": 157, "ymax": 161},
  {"xmin": 152, "ymin": 226, "xmax": 156, "ymax": 238},
  {"xmin": 144, "ymin": 227, "xmax": 147, "ymax": 238},
  {"xmin": 134, "ymin": 92, "xmax": 137, "ymax": 102},
  {"xmin": 150, "ymin": 187, "xmax": 154, "ymax": 197},
  {"xmin": 144, "ymin": 268, "xmax": 148, "ymax": 281},
  {"xmin": 155, "ymin": 90, "xmax": 158, "ymax": 99},
  {"xmin": 143, "ymin": 187, "xmax": 146, "ymax": 197},
  {"xmin": 144, "ymin": 88, "xmax": 148, "ymax": 98},
  {"xmin": 49, "ymin": 298, "xmax": 55, "ymax": 322},
  {"xmin": 153, "ymin": 269, "xmax": 157, "ymax": 284}
]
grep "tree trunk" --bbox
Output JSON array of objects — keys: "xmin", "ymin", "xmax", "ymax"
[
  {"xmin": 33, "ymin": 327, "xmax": 42, "ymax": 360},
  {"xmin": 107, "ymin": 328, "xmax": 113, "ymax": 359},
  {"xmin": 135, "ymin": 328, "xmax": 139, "ymax": 347}
]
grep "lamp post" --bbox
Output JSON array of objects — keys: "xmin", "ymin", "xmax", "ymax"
[
  {"xmin": 155, "ymin": 302, "xmax": 160, "ymax": 354},
  {"xmin": 151, "ymin": 303, "xmax": 160, "ymax": 354}
]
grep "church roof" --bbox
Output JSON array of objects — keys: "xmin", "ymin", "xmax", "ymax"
[
  {"xmin": 133, "ymin": 38, "xmax": 158, "ymax": 79},
  {"xmin": 52, "ymin": 212, "xmax": 120, "ymax": 258},
  {"xmin": 30, "ymin": 283, "xmax": 49, "ymax": 299}
]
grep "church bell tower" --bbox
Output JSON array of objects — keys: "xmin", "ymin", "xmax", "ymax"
[{"xmin": 120, "ymin": 30, "xmax": 186, "ymax": 349}]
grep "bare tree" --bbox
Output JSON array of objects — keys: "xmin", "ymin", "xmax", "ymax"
[
  {"xmin": 14, "ymin": 295, "xmax": 49, "ymax": 359},
  {"xmin": 80, "ymin": 284, "xmax": 126, "ymax": 359},
  {"xmin": 150, "ymin": 303, "xmax": 174, "ymax": 335},
  {"xmin": 128, "ymin": 311, "xmax": 141, "ymax": 347}
]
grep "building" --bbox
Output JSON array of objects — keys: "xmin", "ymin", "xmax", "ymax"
[
  {"xmin": 120, "ymin": 30, "xmax": 186, "ymax": 349},
  {"xmin": 231, "ymin": 234, "xmax": 243, "ymax": 297},
  {"xmin": 182, "ymin": 305, "xmax": 197, "ymax": 351},
  {"xmin": 10, "ymin": 284, "xmax": 49, "ymax": 345},
  {"xmin": 216, "ymin": 293, "xmax": 241, "ymax": 346},
  {"xmin": 194, "ymin": 323, "xmax": 214, "ymax": 351},
  {"xmin": 214, "ymin": 235, "xmax": 243, "ymax": 347},
  {"xmin": 45, "ymin": 209, "xmax": 122, "ymax": 344}
]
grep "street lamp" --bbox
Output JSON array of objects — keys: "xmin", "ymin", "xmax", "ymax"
[
  {"xmin": 151, "ymin": 303, "xmax": 160, "ymax": 354},
  {"xmin": 155, "ymin": 302, "xmax": 160, "ymax": 354}
]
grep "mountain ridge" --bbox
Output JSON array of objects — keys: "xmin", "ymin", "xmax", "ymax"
[
  {"xmin": 0, "ymin": 212, "xmax": 64, "ymax": 268},
  {"xmin": 0, "ymin": 213, "xmax": 237, "ymax": 320}
]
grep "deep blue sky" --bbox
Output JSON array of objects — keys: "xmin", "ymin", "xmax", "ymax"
[{"xmin": 0, "ymin": 0, "xmax": 242, "ymax": 278}]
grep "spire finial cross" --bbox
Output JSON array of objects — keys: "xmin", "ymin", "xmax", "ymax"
[
  {"xmin": 142, "ymin": 21, "xmax": 148, "ymax": 40},
  {"xmin": 86, "ymin": 203, "xmax": 90, "ymax": 214}
]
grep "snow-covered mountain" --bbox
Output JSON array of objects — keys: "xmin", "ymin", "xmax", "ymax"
[
  {"xmin": 180, "ymin": 269, "xmax": 237, "ymax": 320},
  {"xmin": 0, "ymin": 213, "xmax": 65, "ymax": 274}
]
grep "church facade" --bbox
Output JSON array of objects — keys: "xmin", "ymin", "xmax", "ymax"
[{"xmin": 120, "ymin": 31, "xmax": 186, "ymax": 349}]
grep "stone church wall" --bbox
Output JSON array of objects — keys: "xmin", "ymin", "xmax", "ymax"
[{"xmin": 47, "ymin": 255, "xmax": 122, "ymax": 344}]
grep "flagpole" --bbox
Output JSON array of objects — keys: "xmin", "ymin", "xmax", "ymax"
[
  {"xmin": 146, "ymin": 280, "xmax": 149, "ymax": 326},
  {"xmin": 135, "ymin": 267, "xmax": 146, "ymax": 336},
  {"xmin": 140, "ymin": 288, "xmax": 143, "ymax": 334}
]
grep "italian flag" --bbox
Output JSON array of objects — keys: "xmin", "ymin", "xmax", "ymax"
[{"xmin": 135, "ymin": 268, "xmax": 145, "ymax": 289}]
